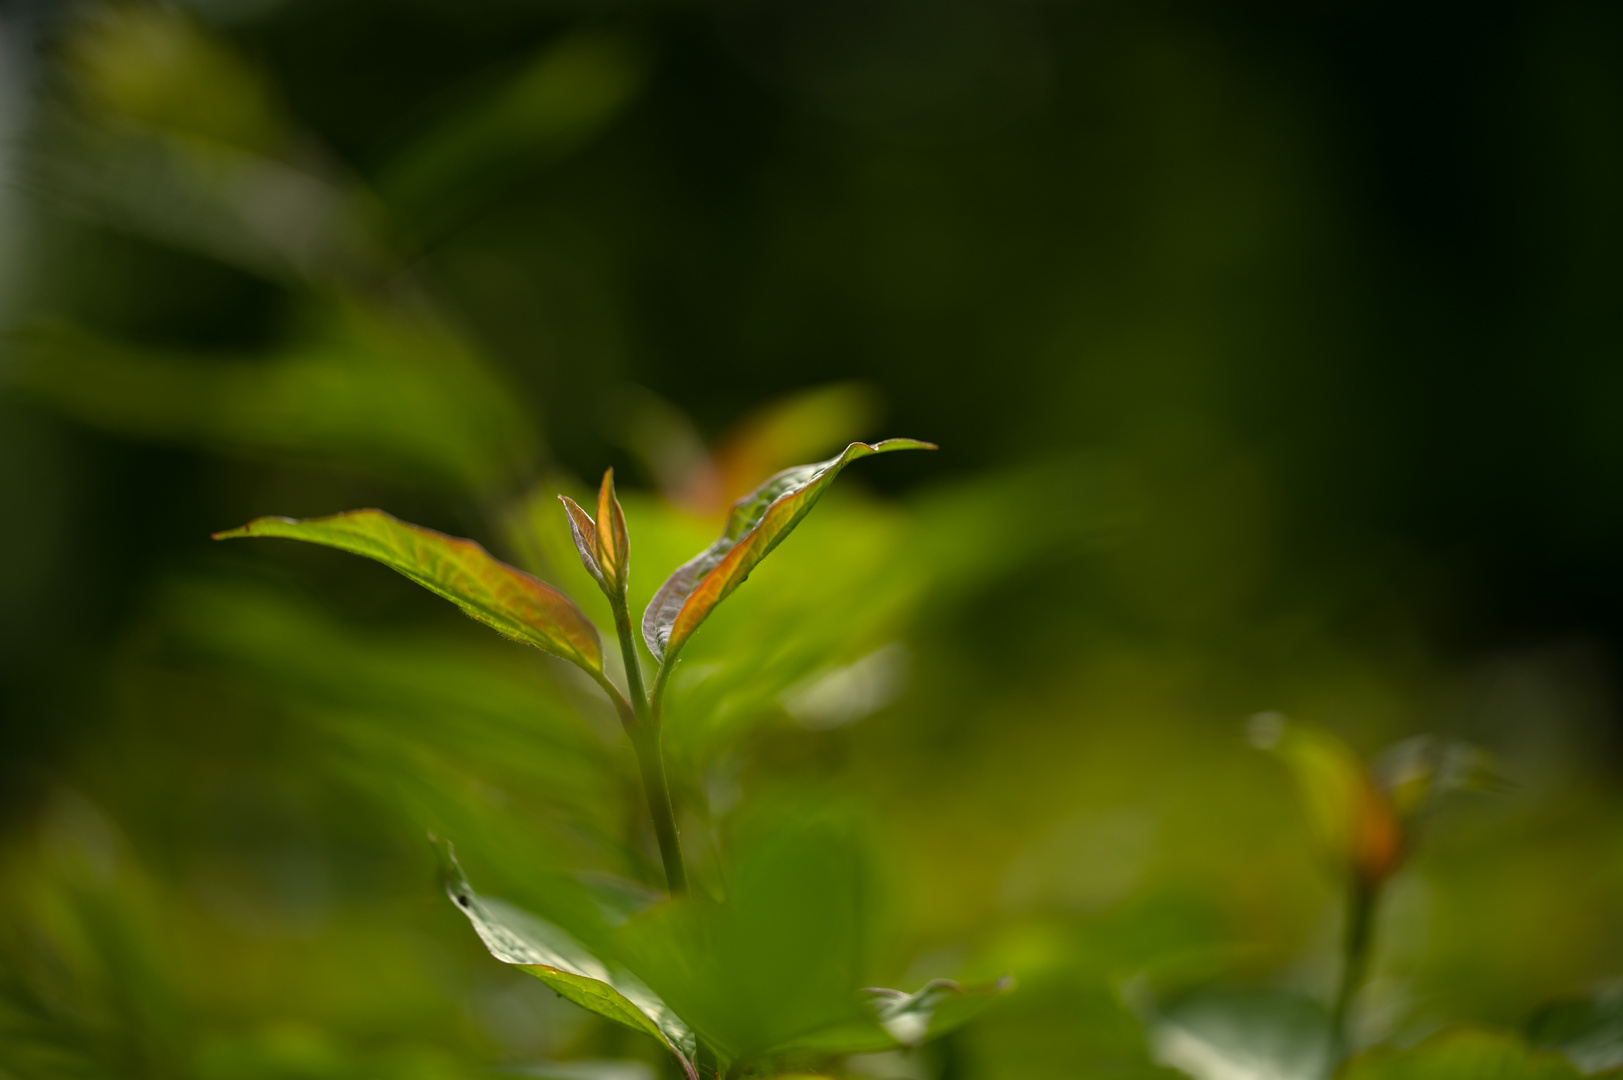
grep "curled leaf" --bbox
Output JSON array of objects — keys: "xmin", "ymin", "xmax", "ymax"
[
  {"xmin": 561, "ymin": 469, "xmax": 630, "ymax": 599},
  {"xmin": 213, "ymin": 509, "xmax": 602, "ymax": 674},
  {"xmin": 436, "ymin": 841, "xmax": 698, "ymax": 1079},
  {"xmin": 642, "ymin": 439, "xmax": 934, "ymax": 663}
]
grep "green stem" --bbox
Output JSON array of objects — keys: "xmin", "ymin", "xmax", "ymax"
[
  {"xmin": 1331, "ymin": 877, "xmax": 1377, "ymax": 1055},
  {"xmin": 610, "ymin": 597, "xmax": 687, "ymax": 895}
]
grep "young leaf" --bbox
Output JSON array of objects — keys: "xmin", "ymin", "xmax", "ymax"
[
  {"xmin": 437, "ymin": 841, "xmax": 698, "ymax": 1080},
  {"xmin": 642, "ymin": 439, "xmax": 934, "ymax": 663},
  {"xmin": 561, "ymin": 469, "xmax": 630, "ymax": 599},
  {"xmin": 213, "ymin": 509, "xmax": 602, "ymax": 674}
]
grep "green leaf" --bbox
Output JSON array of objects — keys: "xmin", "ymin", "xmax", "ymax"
[
  {"xmin": 1528, "ymin": 986, "xmax": 1623, "ymax": 1075},
  {"xmin": 1342, "ymin": 1029, "xmax": 1582, "ymax": 1080},
  {"xmin": 213, "ymin": 509, "xmax": 603, "ymax": 674},
  {"xmin": 377, "ymin": 30, "xmax": 645, "ymax": 241},
  {"xmin": 12, "ymin": 302, "xmax": 537, "ymax": 496},
  {"xmin": 436, "ymin": 841, "xmax": 698, "ymax": 1079},
  {"xmin": 1147, "ymin": 986, "xmax": 1335, "ymax": 1080},
  {"xmin": 641, "ymin": 439, "xmax": 934, "ymax": 664}
]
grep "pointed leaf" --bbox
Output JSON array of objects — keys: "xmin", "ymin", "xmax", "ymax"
[
  {"xmin": 642, "ymin": 439, "xmax": 934, "ymax": 662},
  {"xmin": 437, "ymin": 841, "xmax": 698, "ymax": 1079},
  {"xmin": 213, "ymin": 509, "xmax": 602, "ymax": 674},
  {"xmin": 596, "ymin": 469, "xmax": 631, "ymax": 593},
  {"xmin": 560, "ymin": 494, "xmax": 608, "ymax": 592}
]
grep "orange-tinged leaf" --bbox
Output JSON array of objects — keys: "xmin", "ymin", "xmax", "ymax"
[
  {"xmin": 213, "ymin": 509, "xmax": 603, "ymax": 673},
  {"xmin": 596, "ymin": 468, "xmax": 630, "ymax": 590},
  {"xmin": 642, "ymin": 439, "xmax": 934, "ymax": 663}
]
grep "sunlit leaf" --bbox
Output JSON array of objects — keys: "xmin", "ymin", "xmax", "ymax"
[
  {"xmin": 642, "ymin": 439, "xmax": 934, "ymax": 664},
  {"xmin": 1342, "ymin": 1028, "xmax": 1581, "ymax": 1080},
  {"xmin": 1528, "ymin": 986, "xmax": 1623, "ymax": 1075},
  {"xmin": 561, "ymin": 469, "xmax": 631, "ymax": 599},
  {"xmin": 437, "ymin": 841, "xmax": 698, "ymax": 1079},
  {"xmin": 1148, "ymin": 986, "xmax": 1335, "ymax": 1080},
  {"xmin": 213, "ymin": 510, "xmax": 603, "ymax": 674}
]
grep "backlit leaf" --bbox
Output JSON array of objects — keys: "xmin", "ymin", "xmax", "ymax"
[
  {"xmin": 642, "ymin": 439, "xmax": 934, "ymax": 663},
  {"xmin": 561, "ymin": 469, "xmax": 631, "ymax": 599},
  {"xmin": 437, "ymin": 841, "xmax": 698, "ymax": 1079},
  {"xmin": 213, "ymin": 509, "xmax": 602, "ymax": 674}
]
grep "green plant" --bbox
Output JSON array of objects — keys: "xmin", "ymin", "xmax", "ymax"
[{"xmin": 215, "ymin": 439, "xmax": 1013, "ymax": 1079}]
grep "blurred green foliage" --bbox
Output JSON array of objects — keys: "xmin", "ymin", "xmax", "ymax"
[{"xmin": 3, "ymin": 0, "xmax": 1623, "ymax": 1078}]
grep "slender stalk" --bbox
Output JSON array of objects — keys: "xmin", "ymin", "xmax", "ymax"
[
  {"xmin": 1331, "ymin": 877, "xmax": 1377, "ymax": 1054},
  {"xmin": 609, "ymin": 596, "xmax": 687, "ymax": 895}
]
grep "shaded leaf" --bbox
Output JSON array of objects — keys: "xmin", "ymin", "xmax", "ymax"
[
  {"xmin": 1147, "ymin": 986, "xmax": 1335, "ymax": 1080},
  {"xmin": 1342, "ymin": 1028, "xmax": 1581, "ymax": 1080},
  {"xmin": 12, "ymin": 303, "xmax": 536, "ymax": 496},
  {"xmin": 213, "ymin": 510, "xmax": 602, "ymax": 674},
  {"xmin": 1528, "ymin": 986, "xmax": 1623, "ymax": 1075},
  {"xmin": 437, "ymin": 841, "xmax": 697, "ymax": 1079},
  {"xmin": 377, "ymin": 31, "xmax": 644, "ymax": 240},
  {"xmin": 642, "ymin": 439, "xmax": 934, "ymax": 663}
]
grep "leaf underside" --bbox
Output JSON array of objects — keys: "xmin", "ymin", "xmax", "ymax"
[
  {"xmin": 213, "ymin": 509, "xmax": 602, "ymax": 673},
  {"xmin": 642, "ymin": 439, "xmax": 934, "ymax": 663},
  {"xmin": 437, "ymin": 841, "xmax": 698, "ymax": 1078}
]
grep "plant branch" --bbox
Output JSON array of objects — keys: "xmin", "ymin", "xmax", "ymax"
[
  {"xmin": 1331, "ymin": 877, "xmax": 1378, "ymax": 1054},
  {"xmin": 610, "ymin": 595, "xmax": 687, "ymax": 895}
]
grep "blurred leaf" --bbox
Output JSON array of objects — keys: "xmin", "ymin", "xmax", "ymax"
[
  {"xmin": 437, "ymin": 841, "xmax": 698, "ymax": 1078},
  {"xmin": 30, "ymin": 118, "xmax": 384, "ymax": 285},
  {"xmin": 378, "ymin": 31, "xmax": 645, "ymax": 240},
  {"xmin": 12, "ymin": 301, "xmax": 536, "ymax": 495},
  {"xmin": 1147, "ymin": 987, "xmax": 1335, "ymax": 1080},
  {"xmin": 65, "ymin": 4, "xmax": 288, "ymax": 152},
  {"xmin": 711, "ymin": 382, "xmax": 882, "ymax": 508},
  {"xmin": 495, "ymin": 1061, "xmax": 656, "ymax": 1080},
  {"xmin": 214, "ymin": 510, "xmax": 604, "ymax": 675},
  {"xmin": 863, "ymin": 977, "xmax": 1016, "ymax": 1048},
  {"xmin": 1373, "ymin": 736, "xmax": 1514, "ymax": 820},
  {"xmin": 1528, "ymin": 986, "xmax": 1623, "ymax": 1075},
  {"xmin": 1248, "ymin": 715, "xmax": 1403, "ymax": 886},
  {"xmin": 615, "ymin": 806, "xmax": 883, "ymax": 1065},
  {"xmin": 642, "ymin": 439, "xmax": 934, "ymax": 664},
  {"xmin": 1342, "ymin": 1028, "xmax": 1582, "ymax": 1080}
]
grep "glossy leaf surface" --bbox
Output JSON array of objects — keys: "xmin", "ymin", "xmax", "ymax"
[
  {"xmin": 214, "ymin": 510, "xmax": 602, "ymax": 673},
  {"xmin": 438, "ymin": 842, "xmax": 697, "ymax": 1078},
  {"xmin": 1342, "ymin": 1029, "xmax": 1581, "ymax": 1080},
  {"xmin": 642, "ymin": 439, "xmax": 934, "ymax": 662}
]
